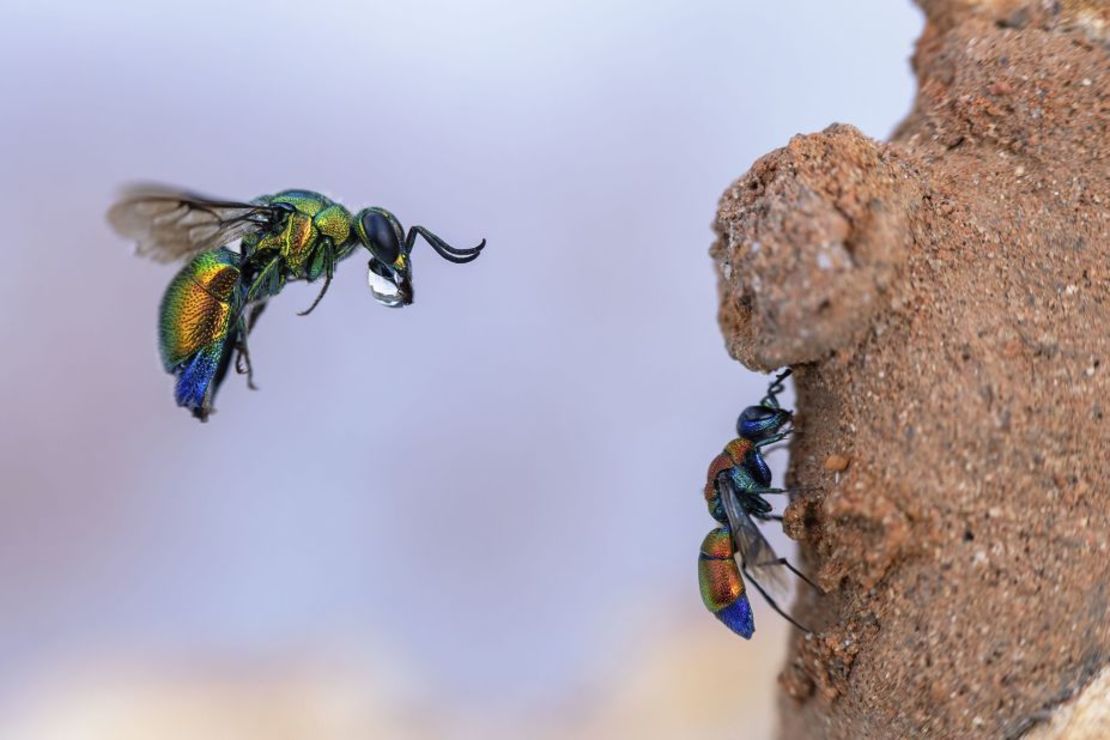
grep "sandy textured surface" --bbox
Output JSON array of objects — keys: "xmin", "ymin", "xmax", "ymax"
[{"xmin": 711, "ymin": 0, "xmax": 1108, "ymax": 736}]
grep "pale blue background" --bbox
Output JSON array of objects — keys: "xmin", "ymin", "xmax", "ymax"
[{"xmin": 0, "ymin": 0, "xmax": 920, "ymax": 733}]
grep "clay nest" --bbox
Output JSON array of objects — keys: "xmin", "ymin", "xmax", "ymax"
[{"xmin": 710, "ymin": 1, "xmax": 1108, "ymax": 737}]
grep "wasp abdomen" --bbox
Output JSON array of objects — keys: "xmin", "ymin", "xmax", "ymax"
[
  {"xmin": 158, "ymin": 248, "xmax": 243, "ymax": 419},
  {"xmin": 698, "ymin": 527, "xmax": 754, "ymax": 638}
]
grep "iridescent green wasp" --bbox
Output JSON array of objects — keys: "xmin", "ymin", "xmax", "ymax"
[{"xmin": 108, "ymin": 185, "xmax": 486, "ymax": 421}]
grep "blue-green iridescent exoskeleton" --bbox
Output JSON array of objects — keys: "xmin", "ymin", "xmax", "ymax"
[
  {"xmin": 109, "ymin": 185, "xmax": 486, "ymax": 421},
  {"xmin": 698, "ymin": 369, "xmax": 819, "ymax": 639}
]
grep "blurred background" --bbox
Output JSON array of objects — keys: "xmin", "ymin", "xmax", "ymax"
[{"xmin": 0, "ymin": 1, "xmax": 919, "ymax": 737}]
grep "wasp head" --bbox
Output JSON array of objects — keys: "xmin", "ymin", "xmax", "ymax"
[
  {"xmin": 736, "ymin": 404, "xmax": 792, "ymax": 441},
  {"xmin": 355, "ymin": 207, "xmax": 413, "ymax": 308}
]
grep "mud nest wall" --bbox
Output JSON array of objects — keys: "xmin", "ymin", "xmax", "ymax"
[{"xmin": 710, "ymin": 1, "xmax": 1108, "ymax": 737}]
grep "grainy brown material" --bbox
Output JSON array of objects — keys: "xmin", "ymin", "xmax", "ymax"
[{"xmin": 710, "ymin": 1, "xmax": 1108, "ymax": 737}]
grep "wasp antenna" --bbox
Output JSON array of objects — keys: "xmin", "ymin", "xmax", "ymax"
[
  {"xmin": 761, "ymin": 368, "xmax": 792, "ymax": 407},
  {"xmin": 436, "ymin": 236, "xmax": 486, "ymax": 257},
  {"xmin": 408, "ymin": 226, "xmax": 486, "ymax": 263}
]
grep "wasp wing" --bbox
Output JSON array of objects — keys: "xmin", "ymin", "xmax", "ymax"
[
  {"xmin": 108, "ymin": 184, "xmax": 285, "ymax": 263},
  {"xmin": 719, "ymin": 481, "xmax": 791, "ymax": 598}
]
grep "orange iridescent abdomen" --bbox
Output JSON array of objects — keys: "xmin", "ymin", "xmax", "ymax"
[
  {"xmin": 158, "ymin": 248, "xmax": 241, "ymax": 371},
  {"xmin": 157, "ymin": 247, "xmax": 244, "ymax": 420},
  {"xmin": 698, "ymin": 527, "xmax": 754, "ymax": 638}
]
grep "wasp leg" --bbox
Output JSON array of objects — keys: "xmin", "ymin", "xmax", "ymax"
[
  {"xmin": 298, "ymin": 241, "xmax": 335, "ymax": 316},
  {"xmin": 229, "ymin": 254, "xmax": 280, "ymax": 392},
  {"xmin": 742, "ymin": 562, "xmax": 812, "ymax": 634},
  {"xmin": 756, "ymin": 430, "xmax": 794, "ymax": 448},
  {"xmin": 754, "ymin": 556, "xmax": 821, "ymax": 592},
  {"xmin": 234, "ymin": 337, "xmax": 254, "ymax": 389},
  {"xmin": 234, "ymin": 302, "xmax": 267, "ymax": 390},
  {"xmin": 247, "ymin": 300, "xmax": 268, "ymax": 332},
  {"xmin": 757, "ymin": 485, "xmax": 820, "ymax": 496},
  {"xmin": 243, "ymin": 256, "xmax": 285, "ymax": 305}
]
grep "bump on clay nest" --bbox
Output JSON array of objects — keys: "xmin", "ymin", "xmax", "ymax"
[{"xmin": 710, "ymin": 1, "xmax": 1108, "ymax": 737}]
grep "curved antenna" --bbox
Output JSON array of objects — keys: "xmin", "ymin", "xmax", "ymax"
[
  {"xmin": 406, "ymin": 226, "xmax": 486, "ymax": 264},
  {"xmin": 761, "ymin": 368, "xmax": 792, "ymax": 408}
]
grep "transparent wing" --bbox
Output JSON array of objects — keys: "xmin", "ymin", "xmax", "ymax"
[
  {"xmin": 719, "ymin": 480, "xmax": 791, "ymax": 597},
  {"xmin": 107, "ymin": 183, "xmax": 286, "ymax": 263}
]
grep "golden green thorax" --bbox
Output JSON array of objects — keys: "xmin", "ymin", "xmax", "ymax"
[{"xmin": 242, "ymin": 190, "xmax": 354, "ymax": 281}]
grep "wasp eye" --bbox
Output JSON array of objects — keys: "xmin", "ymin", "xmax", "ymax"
[{"xmin": 361, "ymin": 210, "xmax": 401, "ymax": 265}]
